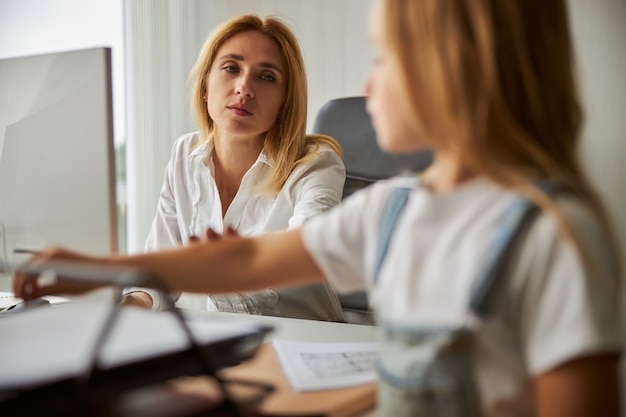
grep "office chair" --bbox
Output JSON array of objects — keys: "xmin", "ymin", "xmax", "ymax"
[{"xmin": 312, "ymin": 96, "xmax": 433, "ymax": 324}]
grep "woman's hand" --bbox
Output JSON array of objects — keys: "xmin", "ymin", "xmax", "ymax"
[
  {"xmin": 12, "ymin": 247, "xmax": 104, "ymax": 300},
  {"xmin": 120, "ymin": 291, "xmax": 154, "ymax": 309}
]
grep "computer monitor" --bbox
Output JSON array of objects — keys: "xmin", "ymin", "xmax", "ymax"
[{"xmin": 0, "ymin": 47, "xmax": 118, "ymax": 282}]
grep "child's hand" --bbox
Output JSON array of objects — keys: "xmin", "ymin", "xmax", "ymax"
[{"xmin": 12, "ymin": 247, "xmax": 103, "ymax": 300}]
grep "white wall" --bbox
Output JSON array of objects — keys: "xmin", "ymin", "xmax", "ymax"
[
  {"xmin": 569, "ymin": 0, "xmax": 626, "ymax": 263},
  {"xmin": 567, "ymin": 0, "xmax": 626, "ymax": 407},
  {"xmin": 124, "ymin": 0, "xmax": 200, "ymax": 253}
]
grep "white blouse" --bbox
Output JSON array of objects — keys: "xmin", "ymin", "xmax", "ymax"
[{"xmin": 139, "ymin": 131, "xmax": 346, "ymax": 317}]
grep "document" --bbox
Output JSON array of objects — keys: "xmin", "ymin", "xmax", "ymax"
[
  {"xmin": 0, "ymin": 291, "xmax": 15, "ymax": 309},
  {"xmin": 0, "ymin": 291, "xmax": 68, "ymax": 310},
  {"xmin": 272, "ymin": 339, "xmax": 379, "ymax": 392}
]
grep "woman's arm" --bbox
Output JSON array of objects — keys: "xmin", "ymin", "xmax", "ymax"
[
  {"xmin": 14, "ymin": 229, "xmax": 325, "ymax": 299},
  {"xmin": 534, "ymin": 353, "xmax": 620, "ymax": 417}
]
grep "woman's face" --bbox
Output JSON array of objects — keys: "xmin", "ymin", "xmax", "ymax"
[
  {"xmin": 363, "ymin": 0, "xmax": 424, "ymax": 154},
  {"xmin": 206, "ymin": 30, "xmax": 286, "ymax": 140}
]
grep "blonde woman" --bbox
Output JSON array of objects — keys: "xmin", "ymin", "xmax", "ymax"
[
  {"xmin": 16, "ymin": 1, "xmax": 621, "ymax": 415},
  {"xmin": 122, "ymin": 14, "xmax": 346, "ymax": 322}
]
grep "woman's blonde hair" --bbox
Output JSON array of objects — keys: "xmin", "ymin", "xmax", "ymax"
[
  {"xmin": 189, "ymin": 13, "xmax": 342, "ymax": 194},
  {"xmin": 381, "ymin": 0, "xmax": 620, "ymax": 273}
]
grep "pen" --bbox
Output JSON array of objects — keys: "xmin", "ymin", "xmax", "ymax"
[{"xmin": 13, "ymin": 249, "xmax": 42, "ymax": 255}]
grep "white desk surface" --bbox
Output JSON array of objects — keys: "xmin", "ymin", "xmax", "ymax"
[
  {"xmin": 189, "ymin": 310, "xmax": 377, "ymax": 344},
  {"xmin": 185, "ymin": 310, "xmax": 378, "ymax": 417}
]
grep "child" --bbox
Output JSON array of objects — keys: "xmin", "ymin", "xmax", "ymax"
[{"xmin": 15, "ymin": 0, "xmax": 622, "ymax": 415}]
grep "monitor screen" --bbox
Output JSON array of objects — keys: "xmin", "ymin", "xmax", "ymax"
[{"xmin": 0, "ymin": 47, "xmax": 118, "ymax": 283}]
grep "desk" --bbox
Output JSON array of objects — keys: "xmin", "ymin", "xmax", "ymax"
[
  {"xmin": 1, "ymin": 299, "xmax": 378, "ymax": 417},
  {"xmin": 105, "ymin": 310, "xmax": 379, "ymax": 417},
  {"xmin": 185, "ymin": 310, "xmax": 378, "ymax": 417}
]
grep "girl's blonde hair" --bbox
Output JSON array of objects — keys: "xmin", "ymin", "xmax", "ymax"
[
  {"xmin": 381, "ymin": 0, "xmax": 620, "ymax": 274},
  {"xmin": 189, "ymin": 14, "xmax": 342, "ymax": 194}
]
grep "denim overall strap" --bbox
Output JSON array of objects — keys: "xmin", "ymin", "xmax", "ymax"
[
  {"xmin": 468, "ymin": 179, "xmax": 564, "ymax": 318},
  {"xmin": 373, "ymin": 187, "xmax": 411, "ymax": 285},
  {"xmin": 373, "ymin": 179, "xmax": 563, "ymax": 318}
]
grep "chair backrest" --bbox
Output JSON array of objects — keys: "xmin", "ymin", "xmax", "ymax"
[
  {"xmin": 312, "ymin": 96, "xmax": 433, "ymax": 200},
  {"xmin": 311, "ymin": 96, "xmax": 433, "ymax": 323}
]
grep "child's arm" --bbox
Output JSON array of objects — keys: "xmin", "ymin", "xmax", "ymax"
[
  {"xmin": 131, "ymin": 229, "xmax": 325, "ymax": 294},
  {"xmin": 13, "ymin": 229, "xmax": 326, "ymax": 300},
  {"xmin": 534, "ymin": 353, "xmax": 620, "ymax": 417}
]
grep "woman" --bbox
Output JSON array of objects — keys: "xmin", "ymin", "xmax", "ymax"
[
  {"xmin": 15, "ymin": 0, "xmax": 621, "ymax": 415},
  {"xmin": 122, "ymin": 14, "xmax": 346, "ymax": 322}
]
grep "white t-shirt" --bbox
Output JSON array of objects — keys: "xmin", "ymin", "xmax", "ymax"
[
  {"xmin": 302, "ymin": 177, "xmax": 621, "ymax": 417},
  {"xmin": 139, "ymin": 131, "xmax": 346, "ymax": 318}
]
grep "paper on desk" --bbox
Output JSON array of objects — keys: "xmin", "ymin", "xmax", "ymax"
[
  {"xmin": 273, "ymin": 339, "xmax": 379, "ymax": 392},
  {"xmin": 0, "ymin": 291, "xmax": 69, "ymax": 309},
  {"xmin": 0, "ymin": 288, "xmax": 265, "ymax": 391},
  {"xmin": 0, "ymin": 291, "xmax": 16, "ymax": 309}
]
